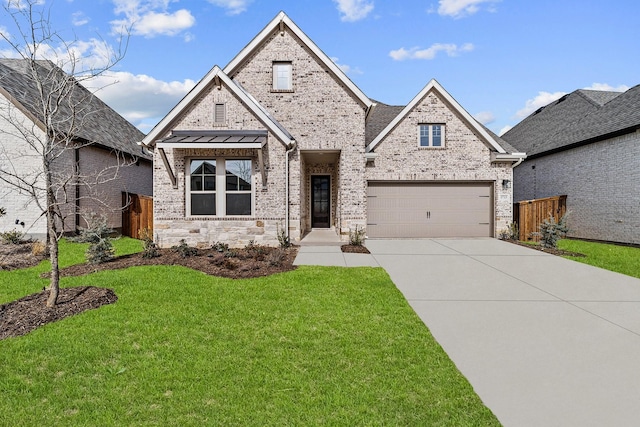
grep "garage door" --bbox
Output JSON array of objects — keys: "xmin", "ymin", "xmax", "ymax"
[{"xmin": 367, "ymin": 182, "xmax": 492, "ymax": 238}]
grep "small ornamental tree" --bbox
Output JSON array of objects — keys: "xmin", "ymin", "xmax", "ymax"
[
  {"xmin": 0, "ymin": 0, "xmax": 128, "ymax": 306},
  {"xmin": 537, "ymin": 212, "xmax": 570, "ymax": 249}
]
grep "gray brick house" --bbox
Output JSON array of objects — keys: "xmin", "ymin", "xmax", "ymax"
[
  {"xmin": 502, "ymin": 85, "xmax": 640, "ymax": 245},
  {"xmin": 143, "ymin": 12, "xmax": 525, "ymax": 247},
  {"xmin": 0, "ymin": 59, "xmax": 152, "ymax": 239}
]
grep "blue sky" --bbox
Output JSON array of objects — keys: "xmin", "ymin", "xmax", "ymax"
[{"xmin": 1, "ymin": 0, "xmax": 638, "ymax": 136}]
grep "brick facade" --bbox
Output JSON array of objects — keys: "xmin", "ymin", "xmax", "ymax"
[
  {"xmin": 149, "ymin": 13, "xmax": 518, "ymax": 247},
  {"xmin": 366, "ymin": 91, "xmax": 514, "ymax": 235},
  {"xmin": 514, "ymin": 130, "xmax": 640, "ymax": 245}
]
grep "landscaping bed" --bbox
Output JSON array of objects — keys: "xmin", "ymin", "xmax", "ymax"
[{"xmin": 1, "ymin": 241, "xmax": 298, "ymax": 341}]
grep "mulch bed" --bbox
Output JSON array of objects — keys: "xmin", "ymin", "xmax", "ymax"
[
  {"xmin": 53, "ymin": 246, "xmax": 299, "ymax": 279},
  {"xmin": 503, "ymin": 239, "xmax": 586, "ymax": 257},
  {"xmin": 0, "ymin": 286, "xmax": 117, "ymax": 340},
  {"xmin": 341, "ymin": 244, "xmax": 371, "ymax": 254}
]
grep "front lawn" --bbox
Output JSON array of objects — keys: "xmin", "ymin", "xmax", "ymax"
[
  {"xmin": 559, "ymin": 239, "xmax": 640, "ymax": 279},
  {"xmin": 0, "ymin": 239, "xmax": 498, "ymax": 426}
]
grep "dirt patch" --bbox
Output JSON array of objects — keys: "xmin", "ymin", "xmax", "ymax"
[
  {"xmin": 341, "ymin": 244, "xmax": 371, "ymax": 254},
  {"xmin": 0, "ymin": 242, "xmax": 47, "ymax": 270},
  {"xmin": 0, "ymin": 286, "xmax": 117, "ymax": 340},
  {"xmin": 503, "ymin": 239, "xmax": 586, "ymax": 257}
]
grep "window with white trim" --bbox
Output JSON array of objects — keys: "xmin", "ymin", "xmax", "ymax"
[
  {"xmin": 419, "ymin": 124, "xmax": 445, "ymax": 147},
  {"xmin": 187, "ymin": 158, "xmax": 252, "ymax": 216},
  {"xmin": 273, "ymin": 62, "xmax": 292, "ymax": 91}
]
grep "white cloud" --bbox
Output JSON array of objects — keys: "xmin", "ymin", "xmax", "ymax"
[
  {"xmin": 583, "ymin": 82, "xmax": 629, "ymax": 92},
  {"xmin": 72, "ymin": 11, "xmax": 89, "ymax": 26},
  {"xmin": 389, "ymin": 43, "xmax": 474, "ymax": 60},
  {"xmin": 333, "ymin": 0, "xmax": 374, "ymax": 22},
  {"xmin": 82, "ymin": 71, "xmax": 196, "ymax": 130},
  {"xmin": 474, "ymin": 111, "xmax": 495, "ymax": 125},
  {"xmin": 437, "ymin": 0, "xmax": 500, "ymax": 18},
  {"xmin": 110, "ymin": 1, "xmax": 196, "ymax": 38},
  {"xmin": 516, "ymin": 91, "xmax": 566, "ymax": 119},
  {"xmin": 330, "ymin": 56, "xmax": 363, "ymax": 75},
  {"xmin": 498, "ymin": 125, "xmax": 512, "ymax": 136},
  {"xmin": 206, "ymin": 0, "xmax": 252, "ymax": 15},
  {"xmin": 0, "ymin": 38, "xmax": 117, "ymax": 72}
]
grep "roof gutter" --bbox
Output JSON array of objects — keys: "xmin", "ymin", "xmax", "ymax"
[{"xmin": 491, "ymin": 152, "xmax": 527, "ymax": 164}]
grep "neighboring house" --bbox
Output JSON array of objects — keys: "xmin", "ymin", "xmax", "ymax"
[
  {"xmin": 503, "ymin": 85, "xmax": 640, "ymax": 245},
  {"xmin": 0, "ymin": 59, "xmax": 152, "ymax": 239},
  {"xmin": 143, "ymin": 12, "xmax": 525, "ymax": 247}
]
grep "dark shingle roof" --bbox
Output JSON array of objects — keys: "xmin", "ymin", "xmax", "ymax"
[
  {"xmin": 365, "ymin": 100, "xmax": 404, "ymax": 145},
  {"xmin": 502, "ymin": 85, "xmax": 640, "ymax": 158},
  {"xmin": 0, "ymin": 59, "xmax": 149, "ymax": 160}
]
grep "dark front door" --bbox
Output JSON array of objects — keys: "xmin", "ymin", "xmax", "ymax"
[{"xmin": 311, "ymin": 175, "xmax": 330, "ymax": 228}]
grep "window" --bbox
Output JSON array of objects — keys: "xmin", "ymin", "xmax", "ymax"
[
  {"xmin": 190, "ymin": 160, "xmax": 216, "ymax": 215},
  {"xmin": 273, "ymin": 62, "xmax": 292, "ymax": 91},
  {"xmin": 214, "ymin": 103, "xmax": 225, "ymax": 124},
  {"xmin": 419, "ymin": 124, "xmax": 445, "ymax": 147},
  {"xmin": 225, "ymin": 160, "xmax": 252, "ymax": 215},
  {"xmin": 188, "ymin": 159, "xmax": 252, "ymax": 216}
]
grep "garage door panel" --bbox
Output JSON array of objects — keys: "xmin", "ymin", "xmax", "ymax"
[{"xmin": 367, "ymin": 182, "xmax": 492, "ymax": 238}]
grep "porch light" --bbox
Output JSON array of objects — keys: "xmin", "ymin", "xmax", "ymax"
[{"xmin": 502, "ymin": 179, "xmax": 511, "ymax": 189}]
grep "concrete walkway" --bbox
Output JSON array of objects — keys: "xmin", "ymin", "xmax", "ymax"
[{"xmin": 294, "ymin": 238, "xmax": 640, "ymax": 426}]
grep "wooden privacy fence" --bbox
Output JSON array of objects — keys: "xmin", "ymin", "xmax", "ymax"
[
  {"xmin": 514, "ymin": 195, "xmax": 567, "ymax": 241},
  {"xmin": 122, "ymin": 192, "xmax": 153, "ymax": 239}
]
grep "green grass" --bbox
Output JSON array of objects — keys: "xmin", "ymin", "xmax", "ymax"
[
  {"xmin": 559, "ymin": 239, "xmax": 640, "ymax": 279},
  {"xmin": 0, "ymin": 239, "xmax": 498, "ymax": 426}
]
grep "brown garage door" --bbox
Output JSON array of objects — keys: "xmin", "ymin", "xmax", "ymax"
[{"xmin": 367, "ymin": 182, "xmax": 492, "ymax": 238}]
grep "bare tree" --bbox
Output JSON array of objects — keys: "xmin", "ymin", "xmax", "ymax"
[{"xmin": 0, "ymin": 0, "xmax": 131, "ymax": 306}]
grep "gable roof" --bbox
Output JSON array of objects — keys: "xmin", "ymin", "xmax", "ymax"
[
  {"xmin": 0, "ymin": 59, "xmax": 148, "ymax": 160},
  {"xmin": 223, "ymin": 11, "xmax": 372, "ymax": 110},
  {"xmin": 502, "ymin": 85, "xmax": 640, "ymax": 158},
  {"xmin": 366, "ymin": 79, "xmax": 511, "ymax": 155},
  {"xmin": 142, "ymin": 65, "xmax": 295, "ymax": 148}
]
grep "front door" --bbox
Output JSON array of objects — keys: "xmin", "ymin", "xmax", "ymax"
[{"xmin": 311, "ymin": 175, "xmax": 330, "ymax": 228}]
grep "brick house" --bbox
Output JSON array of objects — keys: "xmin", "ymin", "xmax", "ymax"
[
  {"xmin": 502, "ymin": 85, "xmax": 640, "ymax": 245},
  {"xmin": 143, "ymin": 12, "xmax": 525, "ymax": 247},
  {"xmin": 0, "ymin": 59, "xmax": 152, "ymax": 239}
]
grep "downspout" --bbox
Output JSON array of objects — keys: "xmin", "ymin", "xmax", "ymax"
[{"xmin": 285, "ymin": 141, "xmax": 297, "ymax": 242}]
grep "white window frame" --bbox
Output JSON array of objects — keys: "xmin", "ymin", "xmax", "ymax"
[
  {"xmin": 272, "ymin": 62, "xmax": 292, "ymax": 91},
  {"xmin": 418, "ymin": 124, "xmax": 445, "ymax": 148},
  {"xmin": 186, "ymin": 158, "xmax": 254, "ymax": 217}
]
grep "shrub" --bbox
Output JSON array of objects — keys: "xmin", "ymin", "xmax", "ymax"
[
  {"xmin": 86, "ymin": 237, "xmax": 115, "ymax": 264},
  {"xmin": 267, "ymin": 247, "xmax": 286, "ymax": 266},
  {"xmin": 245, "ymin": 240, "xmax": 268, "ymax": 259},
  {"xmin": 72, "ymin": 213, "xmax": 113, "ymax": 244},
  {"xmin": 212, "ymin": 241, "xmax": 229, "ymax": 253},
  {"xmin": 31, "ymin": 241, "xmax": 47, "ymax": 256},
  {"xmin": 139, "ymin": 228, "xmax": 160, "ymax": 259},
  {"xmin": 499, "ymin": 222, "xmax": 519, "ymax": 241},
  {"xmin": 349, "ymin": 225, "xmax": 365, "ymax": 246},
  {"xmin": 172, "ymin": 239, "xmax": 198, "ymax": 258},
  {"xmin": 0, "ymin": 229, "xmax": 25, "ymax": 244},
  {"xmin": 536, "ymin": 212, "xmax": 569, "ymax": 249},
  {"xmin": 277, "ymin": 223, "xmax": 290, "ymax": 248}
]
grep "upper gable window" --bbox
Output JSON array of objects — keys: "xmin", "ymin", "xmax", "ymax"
[
  {"xmin": 272, "ymin": 62, "xmax": 292, "ymax": 91},
  {"xmin": 419, "ymin": 124, "xmax": 445, "ymax": 148}
]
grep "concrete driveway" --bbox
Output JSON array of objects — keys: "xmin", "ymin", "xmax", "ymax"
[{"xmin": 295, "ymin": 238, "xmax": 640, "ymax": 426}]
